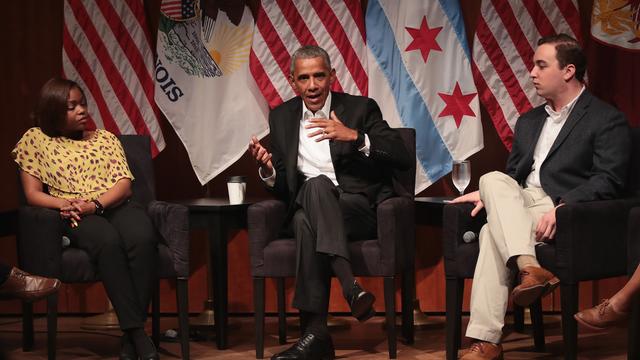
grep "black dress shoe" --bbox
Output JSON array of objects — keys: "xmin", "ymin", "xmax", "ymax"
[
  {"xmin": 135, "ymin": 334, "xmax": 159, "ymax": 360},
  {"xmin": 271, "ymin": 333, "xmax": 335, "ymax": 360},
  {"xmin": 346, "ymin": 281, "xmax": 375, "ymax": 322},
  {"xmin": 119, "ymin": 334, "xmax": 137, "ymax": 360}
]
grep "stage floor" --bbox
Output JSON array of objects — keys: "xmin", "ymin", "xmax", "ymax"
[{"xmin": 0, "ymin": 314, "xmax": 629, "ymax": 359}]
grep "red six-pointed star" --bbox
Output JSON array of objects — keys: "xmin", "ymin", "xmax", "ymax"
[
  {"xmin": 405, "ymin": 16, "xmax": 443, "ymax": 63},
  {"xmin": 438, "ymin": 82, "xmax": 477, "ymax": 128}
]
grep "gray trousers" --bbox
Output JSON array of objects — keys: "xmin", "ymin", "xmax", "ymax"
[{"xmin": 291, "ymin": 175, "xmax": 377, "ymax": 313}]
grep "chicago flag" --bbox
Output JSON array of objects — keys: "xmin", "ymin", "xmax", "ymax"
[{"xmin": 366, "ymin": 0, "xmax": 483, "ymax": 193}]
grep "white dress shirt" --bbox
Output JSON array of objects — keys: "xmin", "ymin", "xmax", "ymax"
[
  {"xmin": 260, "ymin": 92, "xmax": 370, "ymax": 187},
  {"xmin": 297, "ymin": 92, "xmax": 338, "ymax": 184},
  {"xmin": 525, "ymin": 86, "xmax": 585, "ymax": 188}
]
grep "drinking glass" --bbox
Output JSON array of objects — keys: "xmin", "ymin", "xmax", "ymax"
[{"xmin": 452, "ymin": 160, "xmax": 471, "ymax": 196}]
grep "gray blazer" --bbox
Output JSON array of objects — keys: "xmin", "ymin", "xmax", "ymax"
[{"xmin": 506, "ymin": 90, "xmax": 630, "ymax": 205}]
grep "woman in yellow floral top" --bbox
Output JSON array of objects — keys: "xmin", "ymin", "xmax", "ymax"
[{"xmin": 13, "ymin": 78, "xmax": 158, "ymax": 360}]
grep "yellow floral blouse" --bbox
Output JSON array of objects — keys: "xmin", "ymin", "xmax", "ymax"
[{"xmin": 12, "ymin": 127, "xmax": 134, "ymax": 201}]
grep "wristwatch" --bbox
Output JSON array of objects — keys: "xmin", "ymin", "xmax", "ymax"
[{"xmin": 92, "ymin": 199, "xmax": 105, "ymax": 215}]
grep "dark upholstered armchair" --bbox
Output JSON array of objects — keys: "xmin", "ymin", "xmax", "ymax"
[
  {"xmin": 248, "ymin": 128, "xmax": 416, "ymax": 359},
  {"xmin": 443, "ymin": 128, "xmax": 640, "ymax": 360},
  {"xmin": 17, "ymin": 135, "xmax": 190, "ymax": 360}
]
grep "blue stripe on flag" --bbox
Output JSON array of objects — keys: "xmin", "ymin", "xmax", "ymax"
[
  {"xmin": 366, "ymin": 0, "xmax": 452, "ymax": 182},
  {"xmin": 438, "ymin": 0, "xmax": 470, "ymax": 59}
]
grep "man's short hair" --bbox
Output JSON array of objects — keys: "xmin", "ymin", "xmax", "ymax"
[
  {"xmin": 290, "ymin": 45, "xmax": 332, "ymax": 75},
  {"xmin": 537, "ymin": 33, "xmax": 586, "ymax": 82}
]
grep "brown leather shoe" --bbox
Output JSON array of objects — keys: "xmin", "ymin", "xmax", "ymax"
[
  {"xmin": 459, "ymin": 341, "xmax": 503, "ymax": 360},
  {"xmin": 574, "ymin": 299, "xmax": 628, "ymax": 331},
  {"xmin": 0, "ymin": 267, "xmax": 60, "ymax": 302},
  {"xmin": 511, "ymin": 265, "xmax": 559, "ymax": 307}
]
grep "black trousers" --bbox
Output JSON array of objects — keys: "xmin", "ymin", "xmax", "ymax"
[
  {"xmin": 64, "ymin": 200, "xmax": 158, "ymax": 330},
  {"xmin": 291, "ymin": 175, "xmax": 377, "ymax": 313},
  {"xmin": 0, "ymin": 262, "xmax": 11, "ymax": 285}
]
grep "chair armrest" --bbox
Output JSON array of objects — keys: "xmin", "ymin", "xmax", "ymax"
[
  {"xmin": 248, "ymin": 200, "xmax": 287, "ymax": 275},
  {"xmin": 147, "ymin": 200, "xmax": 190, "ymax": 278},
  {"xmin": 442, "ymin": 203, "xmax": 487, "ymax": 278},
  {"xmin": 554, "ymin": 198, "xmax": 640, "ymax": 283},
  {"xmin": 629, "ymin": 207, "xmax": 640, "ymax": 274},
  {"xmin": 377, "ymin": 196, "xmax": 415, "ymax": 273},
  {"xmin": 17, "ymin": 206, "xmax": 64, "ymax": 278}
]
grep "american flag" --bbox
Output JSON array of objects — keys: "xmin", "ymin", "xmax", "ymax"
[
  {"xmin": 250, "ymin": 0, "xmax": 368, "ymax": 109},
  {"xmin": 160, "ymin": 0, "xmax": 196, "ymax": 21},
  {"xmin": 471, "ymin": 0, "xmax": 582, "ymax": 149},
  {"xmin": 63, "ymin": 0, "xmax": 165, "ymax": 156}
]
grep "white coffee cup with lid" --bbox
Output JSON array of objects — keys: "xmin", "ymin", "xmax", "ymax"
[{"xmin": 227, "ymin": 176, "xmax": 247, "ymax": 205}]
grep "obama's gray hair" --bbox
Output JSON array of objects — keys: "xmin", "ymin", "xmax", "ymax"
[{"xmin": 289, "ymin": 45, "xmax": 332, "ymax": 75}]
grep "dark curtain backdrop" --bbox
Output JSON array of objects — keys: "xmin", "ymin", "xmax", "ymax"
[{"xmin": 0, "ymin": 0, "xmax": 627, "ymax": 315}]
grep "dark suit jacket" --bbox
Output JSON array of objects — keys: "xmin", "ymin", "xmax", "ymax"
[
  {"xmin": 267, "ymin": 91, "xmax": 412, "ymax": 217},
  {"xmin": 506, "ymin": 90, "xmax": 630, "ymax": 205}
]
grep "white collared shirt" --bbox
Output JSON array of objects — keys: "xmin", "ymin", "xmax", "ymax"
[
  {"xmin": 298, "ymin": 92, "xmax": 338, "ymax": 185},
  {"xmin": 525, "ymin": 86, "xmax": 585, "ymax": 188},
  {"xmin": 259, "ymin": 92, "xmax": 370, "ymax": 187}
]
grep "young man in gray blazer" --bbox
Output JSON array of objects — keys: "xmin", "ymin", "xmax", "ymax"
[
  {"xmin": 249, "ymin": 45, "xmax": 412, "ymax": 360},
  {"xmin": 452, "ymin": 34, "xmax": 630, "ymax": 359}
]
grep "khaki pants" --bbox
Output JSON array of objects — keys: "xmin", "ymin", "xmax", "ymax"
[{"xmin": 465, "ymin": 171, "xmax": 554, "ymax": 343}]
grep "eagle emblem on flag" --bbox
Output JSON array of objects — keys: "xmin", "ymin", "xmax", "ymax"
[
  {"xmin": 158, "ymin": 0, "xmax": 222, "ymax": 77},
  {"xmin": 592, "ymin": 0, "xmax": 640, "ymax": 51}
]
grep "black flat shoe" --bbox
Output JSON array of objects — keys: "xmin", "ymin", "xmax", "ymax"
[
  {"xmin": 346, "ymin": 281, "xmax": 375, "ymax": 322},
  {"xmin": 271, "ymin": 332, "xmax": 335, "ymax": 360},
  {"xmin": 119, "ymin": 333, "xmax": 137, "ymax": 360}
]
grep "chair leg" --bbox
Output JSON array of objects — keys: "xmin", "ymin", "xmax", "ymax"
[
  {"xmin": 628, "ymin": 294, "xmax": 640, "ymax": 360},
  {"xmin": 152, "ymin": 281, "xmax": 160, "ymax": 349},
  {"xmin": 47, "ymin": 293, "xmax": 58, "ymax": 360},
  {"xmin": 513, "ymin": 305, "xmax": 525, "ymax": 332},
  {"xmin": 401, "ymin": 267, "xmax": 414, "ymax": 344},
  {"xmin": 254, "ymin": 277, "xmax": 265, "ymax": 359},
  {"xmin": 22, "ymin": 301, "xmax": 34, "ymax": 351},
  {"xmin": 176, "ymin": 278, "xmax": 190, "ymax": 360},
  {"xmin": 445, "ymin": 278, "xmax": 464, "ymax": 360},
  {"xmin": 277, "ymin": 277, "xmax": 287, "ymax": 345},
  {"xmin": 530, "ymin": 299, "xmax": 545, "ymax": 351},
  {"xmin": 383, "ymin": 277, "xmax": 397, "ymax": 359},
  {"xmin": 561, "ymin": 283, "xmax": 579, "ymax": 360}
]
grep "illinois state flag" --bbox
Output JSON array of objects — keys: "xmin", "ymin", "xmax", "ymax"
[
  {"xmin": 366, "ymin": 0, "xmax": 483, "ymax": 193},
  {"xmin": 155, "ymin": 1, "xmax": 268, "ymax": 184},
  {"xmin": 589, "ymin": 0, "xmax": 640, "ymax": 126}
]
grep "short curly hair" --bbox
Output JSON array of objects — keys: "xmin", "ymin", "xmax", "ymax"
[{"xmin": 289, "ymin": 45, "xmax": 332, "ymax": 75}]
